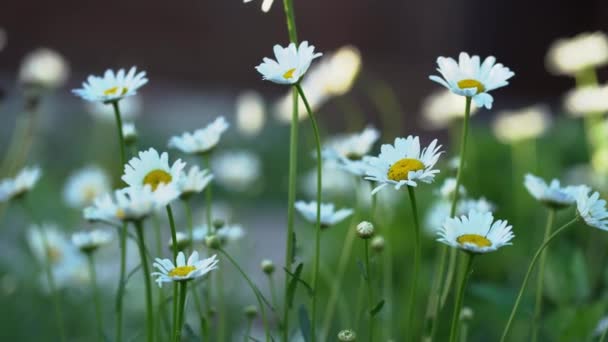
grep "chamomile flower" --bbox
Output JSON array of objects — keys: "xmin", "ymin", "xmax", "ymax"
[
  {"xmin": 63, "ymin": 166, "xmax": 111, "ymax": 208},
  {"xmin": 295, "ymin": 200, "xmax": 353, "ymax": 228},
  {"xmin": 243, "ymin": 0, "xmax": 274, "ymax": 13},
  {"xmin": 546, "ymin": 32, "xmax": 608, "ymax": 76},
  {"xmin": 177, "ymin": 166, "xmax": 213, "ymax": 198},
  {"xmin": 424, "ymin": 197, "xmax": 496, "ymax": 235},
  {"xmin": 437, "ymin": 210, "xmax": 514, "ymax": 254},
  {"xmin": 235, "ymin": 91, "xmax": 266, "ymax": 137},
  {"xmin": 18, "ymin": 48, "xmax": 69, "ymax": 89},
  {"xmin": 437, "ymin": 177, "xmax": 466, "ymax": 200},
  {"xmin": 122, "ymin": 148, "xmax": 185, "ymax": 193},
  {"xmin": 151, "ymin": 251, "xmax": 218, "ymax": 287},
  {"xmin": 429, "ymin": 52, "xmax": 515, "ymax": 109},
  {"xmin": 256, "ymin": 41, "xmax": 322, "ymax": 85},
  {"xmin": 72, "ymin": 66, "xmax": 148, "ymax": 103},
  {"xmin": 492, "ymin": 105, "xmax": 552, "ymax": 143},
  {"xmin": 564, "ymin": 85, "xmax": 608, "ymax": 116},
  {"xmin": 71, "ymin": 229, "xmax": 113, "ymax": 254},
  {"xmin": 325, "ymin": 126, "xmax": 380, "ymax": 161},
  {"xmin": 212, "ymin": 150, "xmax": 261, "ymax": 192},
  {"xmin": 0, "ymin": 166, "xmax": 41, "ymax": 202},
  {"xmin": 192, "ymin": 224, "xmax": 245, "ymax": 245},
  {"xmin": 523, "ymin": 174, "xmax": 580, "ymax": 209},
  {"xmin": 364, "ymin": 136, "xmax": 443, "ymax": 194},
  {"xmin": 573, "ymin": 187, "xmax": 608, "ymax": 231},
  {"xmin": 84, "ymin": 185, "xmax": 179, "ymax": 226},
  {"xmin": 421, "ymin": 89, "xmax": 479, "ymax": 129},
  {"xmin": 168, "ymin": 117, "xmax": 229, "ymax": 155}
]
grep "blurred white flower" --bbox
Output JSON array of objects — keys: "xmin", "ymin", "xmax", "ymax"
[
  {"xmin": 243, "ymin": 0, "xmax": 274, "ymax": 12},
  {"xmin": 212, "ymin": 150, "xmax": 261, "ymax": 192},
  {"xmin": 364, "ymin": 136, "xmax": 443, "ymax": 195},
  {"xmin": 421, "ymin": 90, "xmax": 480, "ymax": 129},
  {"xmin": 437, "ymin": 177, "xmax": 466, "ymax": 200},
  {"xmin": 122, "ymin": 148, "xmax": 185, "ymax": 194},
  {"xmin": 295, "ymin": 200, "xmax": 353, "ymax": 228},
  {"xmin": 424, "ymin": 197, "xmax": 495, "ymax": 235},
  {"xmin": 73, "ymin": 66, "xmax": 147, "ymax": 103},
  {"xmin": 546, "ymin": 32, "xmax": 608, "ymax": 76},
  {"xmin": 492, "ymin": 105, "xmax": 552, "ymax": 143},
  {"xmin": 564, "ymin": 85, "xmax": 608, "ymax": 116},
  {"xmin": 302, "ymin": 163, "xmax": 354, "ymax": 199},
  {"xmin": 325, "ymin": 126, "xmax": 379, "ymax": 160},
  {"xmin": 429, "ymin": 52, "xmax": 515, "ymax": 109},
  {"xmin": 235, "ymin": 91, "xmax": 266, "ymax": 137},
  {"xmin": 86, "ymin": 95, "xmax": 143, "ymax": 122},
  {"xmin": 573, "ymin": 187, "xmax": 608, "ymax": 231},
  {"xmin": 256, "ymin": 41, "xmax": 322, "ymax": 85},
  {"xmin": 71, "ymin": 229, "xmax": 113, "ymax": 254},
  {"xmin": 122, "ymin": 122, "xmax": 137, "ymax": 144},
  {"xmin": 178, "ymin": 166, "xmax": 213, "ymax": 198},
  {"xmin": 0, "ymin": 166, "xmax": 41, "ymax": 202},
  {"xmin": 437, "ymin": 210, "xmax": 514, "ymax": 254},
  {"xmin": 63, "ymin": 166, "xmax": 111, "ymax": 208},
  {"xmin": 523, "ymin": 173, "xmax": 582, "ymax": 209},
  {"xmin": 152, "ymin": 251, "xmax": 218, "ymax": 288},
  {"xmin": 168, "ymin": 117, "xmax": 229, "ymax": 155},
  {"xmin": 18, "ymin": 48, "xmax": 69, "ymax": 88}
]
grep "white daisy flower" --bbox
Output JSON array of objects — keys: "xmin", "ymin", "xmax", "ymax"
[
  {"xmin": 212, "ymin": 150, "xmax": 261, "ymax": 192},
  {"xmin": 523, "ymin": 174, "xmax": 581, "ymax": 209},
  {"xmin": 564, "ymin": 85, "xmax": 608, "ymax": 116},
  {"xmin": 168, "ymin": 117, "xmax": 229, "ymax": 155},
  {"xmin": 84, "ymin": 185, "xmax": 179, "ymax": 226},
  {"xmin": 86, "ymin": 95, "xmax": 142, "ymax": 122},
  {"xmin": 424, "ymin": 197, "xmax": 495, "ymax": 235},
  {"xmin": 0, "ymin": 166, "xmax": 42, "ymax": 202},
  {"xmin": 236, "ymin": 91, "xmax": 266, "ymax": 137},
  {"xmin": 71, "ymin": 229, "xmax": 113, "ymax": 254},
  {"xmin": 256, "ymin": 41, "xmax": 322, "ymax": 85},
  {"xmin": 177, "ymin": 166, "xmax": 213, "ymax": 198},
  {"xmin": 295, "ymin": 200, "xmax": 353, "ymax": 228},
  {"xmin": 437, "ymin": 210, "xmax": 514, "ymax": 254},
  {"xmin": 429, "ymin": 52, "xmax": 515, "ymax": 109},
  {"xmin": 437, "ymin": 177, "xmax": 466, "ymax": 200},
  {"xmin": 63, "ymin": 166, "xmax": 111, "ymax": 208},
  {"xmin": 72, "ymin": 66, "xmax": 148, "ymax": 103},
  {"xmin": 122, "ymin": 122, "xmax": 137, "ymax": 144},
  {"xmin": 243, "ymin": 0, "xmax": 274, "ymax": 12},
  {"xmin": 18, "ymin": 48, "xmax": 69, "ymax": 89},
  {"xmin": 364, "ymin": 136, "xmax": 443, "ymax": 195},
  {"xmin": 325, "ymin": 126, "xmax": 380, "ymax": 161},
  {"xmin": 421, "ymin": 90, "xmax": 479, "ymax": 129},
  {"xmin": 192, "ymin": 223, "xmax": 245, "ymax": 245},
  {"xmin": 122, "ymin": 148, "xmax": 185, "ymax": 194},
  {"xmin": 167, "ymin": 231, "xmax": 191, "ymax": 251},
  {"xmin": 492, "ymin": 105, "xmax": 552, "ymax": 143},
  {"xmin": 546, "ymin": 32, "xmax": 608, "ymax": 76},
  {"xmin": 151, "ymin": 251, "xmax": 218, "ymax": 288},
  {"xmin": 573, "ymin": 187, "xmax": 608, "ymax": 231}
]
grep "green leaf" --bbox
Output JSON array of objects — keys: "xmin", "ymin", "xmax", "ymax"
[
  {"xmin": 370, "ymin": 299, "xmax": 385, "ymax": 317},
  {"xmin": 298, "ymin": 304, "xmax": 311, "ymax": 342},
  {"xmin": 284, "ymin": 263, "xmax": 314, "ymax": 309}
]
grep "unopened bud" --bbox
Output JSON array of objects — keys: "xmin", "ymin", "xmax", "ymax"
[
  {"xmin": 261, "ymin": 259, "xmax": 275, "ymax": 275},
  {"xmin": 338, "ymin": 329, "xmax": 356, "ymax": 341},
  {"xmin": 213, "ymin": 219, "xmax": 225, "ymax": 230},
  {"xmin": 244, "ymin": 305, "xmax": 258, "ymax": 319},
  {"xmin": 204, "ymin": 235, "xmax": 221, "ymax": 250},
  {"xmin": 371, "ymin": 236, "xmax": 385, "ymax": 253},
  {"xmin": 460, "ymin": 306, "xmax": 474, "ymax": 321},
  {"xmin": 356, "ymin": 221, "xmax": 375, "ymax": 239}
]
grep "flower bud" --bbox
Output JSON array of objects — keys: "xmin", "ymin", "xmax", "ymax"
[
  {"xmin": 204, "ymin": 235, "xmax": 221, "ymax": 250},
  {"xmin": 261, "ymin": 259, "xmax": 275, "ymax": 275},
  {"xmin": 213, "ymin": 219, "xmax": 225, "ymax": 230},
  {"xmin": 244, "ymin": 305, "xmax": 258, "ymax": 319},
  {"xmin": 460, "ymin": 306, "xmax": 474, "ymax": 321},
  {"xmin": 371, "ymin": 236, "xmax": 385, "ymax": 253},
  {"xmin": 338, "ymin": 329, "xmax": 356, "ymax": 341},
  {"xmin": 356, "ymin": 221, "xmax": 375, "ymax": 239}
]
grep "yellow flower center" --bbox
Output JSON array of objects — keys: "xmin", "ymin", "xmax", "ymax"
[
  {"xmin": 47, "ymin": 247, "xmax": 63, "ymax": 263},
  {"xmin": 143, "ymin": 169, "xmax": 172, "ymax": 191},
  {"xmin": 456, "ymin": 234, "xmax": 492, "ymax": 248},
  {"xmin": 387, "ymin": 158, "xmax": 425, "ymax": 181},
  {"xmin": 116, "ymin": 208, "xmax": 126, "ymax": 220},
  {"xmin": 283, "ymin": 68, "xmax": 296, "ymax": 80},
  {"xmin": 83, "ymin": 186, "xmax": 98, "ymax": 203},
  {"xmin": 103, "ymin": 86, "xmax": 129, "ymax": 96},
  {"xmin": 457, "ymin": 79, "xmax": 485, "ymax": 94},
  {"xmin": 169, "ymin": 265, "xmax": 196, "ymax": 277}
]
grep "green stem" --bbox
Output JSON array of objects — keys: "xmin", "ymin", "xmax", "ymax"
[
  {"xmin": 166, "ymin": 204, "xmax": 180, "ymax": 339},
  {"xmin": 244, "ymin": 317, "xmax": 254, "ymax": 342},
  {"xmin": 184, "ymin": 200, "xmax": 194, "ymax": 252},
  {"xmin": 39, "ymin": 227, "xmax": 67, "ymax": 342},
  {"xmin": 500, "ymin": 217, "xmax": 580, "ymax": 342},
  {"xmin": 406, "ymin": 186, "xmax": 422, "ymax": 338},
  {"xmin": 219, "ymin": 248, "xmax": 271, "ymax": 341},
  {"xmin": 111, "ymin": 100, "xmax": 127, "ymax": 342},
  {"xmin": 88, "ymin": 254, "xmax": 104, "ymax": 342},
  {"xmin": 184, "ymin": 201, "xmax": 208, "ymax": 342},
  {"xmin": 281, "ymin": 2, "xmax": 298, "ymax": 340},
  {"xmin": 134, "ymin": 221, "xmax": 155, "ymax": 342},
  {"xmin": 448, "ymin": 253, "xmax": 475, "ymax": 342},
  {"xmin": 295, "ymin": 84, "xmax": 323, "ymax": 342},
  {"xmin": 364, "ymin": 239, "xmax": 374, "ymax": 342},
  {"xmin": 174, "ymin": 281, "xmax": 188, "ymax": 342},
  {"xmin": 530, "ymin": 209, "xmax": 555, "ymax": 342}
]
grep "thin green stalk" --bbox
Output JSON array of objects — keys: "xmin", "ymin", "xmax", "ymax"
[
  {"xmin": 134, "ymin": 221, "xmax": 155, "ymax": 342},
  {"xmin": 154, "ymin": 215, "xmax": 168, "ymax": 342},
  {"xmin": 166, "ymin": 204, "xmax": 180, "ymax": 338},
  {"xmin": 364, "ymin": 239, "xmax": 375, "ymax": 342},
  {"xmin": 448, "ymin": 253, "xmax": 474, "ymax": 342},
  {"xmin": 184, "ymin": 200, "xmax": 194, "ymax": 252},
  {"xmin": 530, "ymin": 209, "xmax": 555, "ymax": 342},
  {"xmin": 406, "ymin": 186, "xmax": 422, "ymax": 338},
  {"xmin": 111, "ymin": 100, "xmax": 128, "ymax": 342},
  {"xmin": 40, "ymin": 227, "xmax": 67, "ymax": 342},
  {"xmin": 244, "ymin": 317, "xmax": 254, "ymax": 342},
  {"xmin": 217, "ymin": 259, "xmax": 226, "ymax": 341},
  {"xmin": 174, "ymin": 281, "xmax": 189, "ymax": 342},
  {"xmin": 280, "ymin": 2, "xmax": 298, "ymax": 339},
  {"xmin": 219, "ymin": 248, "xmax": 271, "ymax": 341},
  {"xmin": 295, "ymin": 84, "xmax": 323, "ymax": 342},
  {"xmin": 88, "ymin": 254, "xmax": 104, "ymax": 342},
  {"xmin": 184, "ymin": 201, "xmax": 208, "ymax": 342},
  {"xmin": 500, "ymin": 217, "xmax": 580, "ymax": 342}
]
